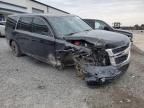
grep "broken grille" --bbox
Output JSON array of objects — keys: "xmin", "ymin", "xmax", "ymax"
[
  {"xmin": 112, "ymin": 44, "xmax": 129, "ymax": 54},
  {"xmin": 115, "ymin": 54, "xmax": 128, "ymax": 64},
  {"xmin": 106, "ymin": 43, "xmax": 131, "ymax": 66}
]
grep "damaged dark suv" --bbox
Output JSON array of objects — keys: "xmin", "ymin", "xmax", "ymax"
[{"xmin": 5, "ymin": 14, "xmax": 131, "ymax": 85}]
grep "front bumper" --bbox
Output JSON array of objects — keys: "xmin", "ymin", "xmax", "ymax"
[
  {"xmin": 84, "ymin": 43, "xmax": 131, "ymax": 85},
  {"xmin": 84, "ymin": 63, "xmax": 129, "ymax": 85}
]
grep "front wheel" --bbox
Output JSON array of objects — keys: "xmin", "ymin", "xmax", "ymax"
[
  {"xmin": 10, "ymin": 41, "xmax": 22, "ymax": 57},
  {"xmin": 75, "ymin": 62, "xmax": 85, "ymax": 80}
]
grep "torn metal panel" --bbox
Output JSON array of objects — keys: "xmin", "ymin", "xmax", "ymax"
[
  {"xmin": 85, "ymin": 64, "xmax": 130, "ymax": 86},
  {"xmin": 83, "ymin": 65, "xmax": 122, "ymax": 85}
]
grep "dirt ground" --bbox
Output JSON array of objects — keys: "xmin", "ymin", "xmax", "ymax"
[{"xmin": 0, "ymin": 36, "xmax": 144, "ymax": 108}]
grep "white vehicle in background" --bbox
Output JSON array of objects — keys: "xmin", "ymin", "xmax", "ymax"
[{"xmin": 0, "ymin": 21, "xmax": 6, "ymax": 37}]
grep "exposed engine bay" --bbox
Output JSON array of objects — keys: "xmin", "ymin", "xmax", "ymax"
[
  {"xmin": 56, "ymin": 39, "xmax": 130, "ymax": 85},
  {"xmin": 73, "ymin": 48, "xmax": 122, "ymax": 85}
]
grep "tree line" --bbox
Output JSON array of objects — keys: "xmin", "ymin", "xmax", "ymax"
[
  {"xmin": 120, "ymin": 24, "xmax": 144, "ymax": 30},
  {"xmin": 134, "ymin": 24, "xmax": 144, "ymax": 30}
]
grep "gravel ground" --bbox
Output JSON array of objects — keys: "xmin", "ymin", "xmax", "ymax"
[
  {"xmin": 0, "ymin": 37, "xmax": 144, "ymax": 108},
  {"xmin": 133, "ymin": 31, "xmax": 144, "ymax": 52}
]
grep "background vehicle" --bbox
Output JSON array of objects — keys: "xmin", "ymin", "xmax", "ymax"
[
  {"xmin": 83, "ymin": 19, "xmax": 133, "ymax": 42},
  {"xmin": 5, "ymin": 14, "xmax": 131, "ymax": 85},
  {"xmin": 0, "ymin": 21, "xmax": 6, "ymax": 37}
]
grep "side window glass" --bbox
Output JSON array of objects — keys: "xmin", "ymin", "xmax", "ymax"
[
  {"xmin": 17, "ymin": 17, "xmax": 32, "ymax": 32},
  {"xmin": 95, "ymin": 22, "xmax": 101, "ymax": 29},
  {"xmin": 6, "ymin": 17, "xmax": 17, "ymax": 29},
  {"xmin": 95, "ymin": 21, "xmax": 108, "ymax": 30},
  {"xmin": 32, "ymin": 17, "xmax": 51, "ymax": 36}
]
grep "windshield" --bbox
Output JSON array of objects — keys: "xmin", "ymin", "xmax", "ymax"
[{"xmin": 48, "ymin": 16, "xmax": 92, "ymax": 36}]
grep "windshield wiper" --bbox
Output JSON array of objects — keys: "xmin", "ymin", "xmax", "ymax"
[{"xmin": 65, "ymin": 32, "xmax": 79, "ymax": 36}]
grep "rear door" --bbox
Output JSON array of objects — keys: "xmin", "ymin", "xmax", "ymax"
[
  {"xmin": 30, "ymin": 16, "xmax": 55, "ymax": 61},
  {"xmin": 15, "ymin": 16, "xmax": 33, "ymax": 53}
]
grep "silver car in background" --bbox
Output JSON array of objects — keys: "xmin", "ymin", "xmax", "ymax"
[{"xmin": 0, "ymin": 21, "xmax": 6, "ymax": 37}]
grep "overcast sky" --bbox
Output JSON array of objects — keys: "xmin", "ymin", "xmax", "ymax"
[{"xmin": 38, "ymin": 0, "xmax": 144, "ymax": 26}]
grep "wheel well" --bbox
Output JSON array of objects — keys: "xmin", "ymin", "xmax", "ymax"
[{"xmin": 9, "ymin": 39, "xmax": 14, "ymax": 46}]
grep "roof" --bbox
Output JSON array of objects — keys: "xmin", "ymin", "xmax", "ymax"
[
  {"xmin": 83, "ymin": 19, "xmax": 101, "ymax": 21},
  {"xmin": 31, "ymin": 0, "xmax": 70, "ymax": 14},
  {"xmin": 9, "ymin": 13, "xmax": 75, "ymax": 17}
]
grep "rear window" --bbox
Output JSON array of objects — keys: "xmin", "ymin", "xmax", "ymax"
[{"xmin": 17, "ymin": 17, "xmax": 33, "ymax": 32}]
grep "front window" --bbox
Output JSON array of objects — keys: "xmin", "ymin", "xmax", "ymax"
[
  {"xmin": 32, "ymin": 17, "xmax": 50, "ymax": 36},
  {"xmin": 48, "ymin": 16, "xmax": 92, "ymax": 36},
  {"xmin": 95, "ymin": 21, "xmax": 108, "ymax": 30},
  {"xmin": 95, "ymin": 20, "xmax": 112, "ymax": 31}
]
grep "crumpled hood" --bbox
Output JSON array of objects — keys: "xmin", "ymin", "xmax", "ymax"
[{"xmin": 64, "ymin": 30, "xmax": 130, "ymax": 49}]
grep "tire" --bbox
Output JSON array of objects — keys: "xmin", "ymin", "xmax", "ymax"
[
  {"xmin": 75, "ymin": 62, "xmax": 85, "ymax": 80},
  {"xmin": 10, "ymin": 41, "xmax": 22, "ymax": 57}
]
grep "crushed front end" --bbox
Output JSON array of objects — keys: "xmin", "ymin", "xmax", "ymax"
[{"xmin": 73, "ymin": 42, "xmax": 131, "ymax": 85}]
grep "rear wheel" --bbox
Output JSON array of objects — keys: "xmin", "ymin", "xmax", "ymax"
[{"xmin": 10, "ymin": 41, "xmax": 22, "ymax": 57}]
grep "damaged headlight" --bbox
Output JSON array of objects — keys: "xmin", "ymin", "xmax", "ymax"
[
  {"xmin": 95, "ymin": 42, "xmax": 104, "ymax": 47},
  {"xmin": 94, "ymin": 40, "xmax": 105, "ymax": 48}
]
